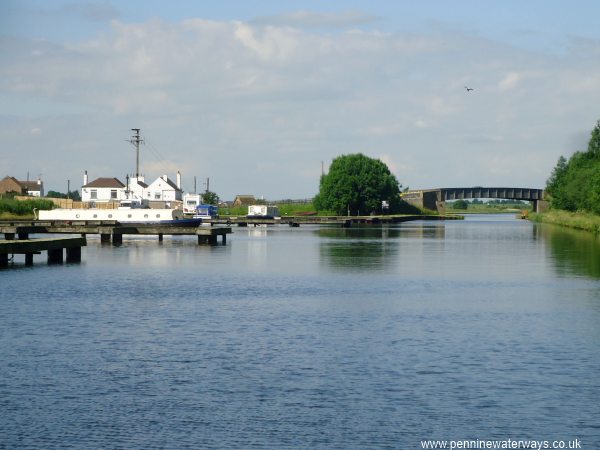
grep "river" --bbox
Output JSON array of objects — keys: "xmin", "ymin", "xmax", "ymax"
[{"xmin": 1, "ymin": 214, "xmax": 599, "ymax": 449}]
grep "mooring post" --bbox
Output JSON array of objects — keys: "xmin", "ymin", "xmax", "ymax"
[
  {"xmin": 158, "ymin": 233, "xmax": 163, "ymax": 242},
  {"xmin": 66, "ymin": 247, "xmax": 81, "ymax": 263},
  {"xmin": 18, "ymin": 232, "xmax": 29, "ymax": 240},
  {"xmin": 47, "ymin": 248, "xmax": 63, "ymax": 264},
  {"xmin": 222, "ymin": 234, "xmax": 226, "ymax": 245},
  {"xmin": 1, "ymin": 253, "xmax": 9, "ymax": 267},
  {"xmin": 5, "ymin": 233, "xmax": 15, "ymax": 240},
  {"xmin": 112, "ymin": 233, "xmax": 122, "ymax": 245},
  {"xmin": 100, "ymin": 234, "xmax": 111, "ymax": 243},
  {"xmin": 25, "ymin": 253, "xmax": 34, "ymax": 266}
]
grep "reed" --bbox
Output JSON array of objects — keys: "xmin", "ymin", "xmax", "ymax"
[
  {"xmin": 0, "ymin": 198, "xmax": 55, "ymax": 217},
  {"xmin": 529, "ymin": 209, "xmax": 600, "ymax": 234}
]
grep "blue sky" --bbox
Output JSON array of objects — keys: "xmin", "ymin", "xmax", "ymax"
[{"xmin": 2, "ymin": 1, "xmax": 600, "ymax": 198}]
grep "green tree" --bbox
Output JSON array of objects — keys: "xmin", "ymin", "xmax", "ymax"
[
  {"xmin": 587, "ymin": 120, "xmax": 600, "ymax": 158},
  {"xmin": 313, "ymin": 153, "xmax": 402, "ymax": 215},
  {"xmin": 546, "ymin": 120, "xmax": 600, "ymax": 214},
  {"xmin": 452, "ymin": 199, "xmax": 469, "ymax": 210},
  {"xmin": 545, "ymin": 155, "xmax": 568, "ymax": 198},
  {"xmin": 46, "ymin": 190, "xmax": 81, "ymax": 201},
  {"xmin": 202, "ymin": 190, "xmax": 220, "ymax": 205}
]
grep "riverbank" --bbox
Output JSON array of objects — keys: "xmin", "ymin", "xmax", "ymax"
[{"xmin": 529, "ymin": 209, "xmax": 600, "ymax": 233}]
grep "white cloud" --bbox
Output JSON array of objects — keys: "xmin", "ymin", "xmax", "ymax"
[
  {"xmin": 498, "ymin": 71, "xmax": 521, "ymax": 90},
  {"xmin": 2, "ymin": 16, "xmax": 600, "ymax": 197},
  {"xmin": 251, "ymin": 10, "xmax": 378, "ymax": 28}
]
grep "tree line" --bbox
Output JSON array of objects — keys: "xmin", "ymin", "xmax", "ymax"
[{"xmin": 546, "ymin": 120, "xmax": 600, "ymax": 214}]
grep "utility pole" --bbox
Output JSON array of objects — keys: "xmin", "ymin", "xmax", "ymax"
[
  {"xmin": 205, "ymin": 177, "xmax": 210, "ymax": 193},
  {"xmin": 67, "ymin": 179, "xmax": 70, "ymax": 199},
  {"xmin": 129, "ymin": 128, "xmax": 144, "ymax": 177},
  {"xmin": 194, "ymin": 176, "xmax": 197, "ymax": 194}
]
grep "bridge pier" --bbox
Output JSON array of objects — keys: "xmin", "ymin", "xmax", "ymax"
[{"xmin": 533, "ymin": 200, "xmax": 549, "ymax": 213}]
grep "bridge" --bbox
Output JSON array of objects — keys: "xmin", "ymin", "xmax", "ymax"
[{"xmin": 401, "ymin": 187, "xmax": 547, "ymax": 213}]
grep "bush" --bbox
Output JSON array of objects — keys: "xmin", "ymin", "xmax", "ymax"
[{"xmin": 0, "ymin": 198, "xmax": 55, "ymax": 216}]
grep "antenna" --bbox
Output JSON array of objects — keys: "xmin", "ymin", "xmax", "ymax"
[{"xmin": 129, "ymin": 128, "xmax": 145, "ymax": 177}]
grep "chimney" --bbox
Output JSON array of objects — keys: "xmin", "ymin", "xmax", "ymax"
[
  {"xmin": 37, "ymin": 178, "xmax": 41, "ymax": 185},
  {"xmin": 83, "ymin": 170, "xmax": 88, "ymax": 186},
  {"xmin": 177, "ymin": 171, "xmax": 181, "ymax": 190},
  {"xmin": 162, "ymin": 174, "xmax": 168, "ymax": 181}
]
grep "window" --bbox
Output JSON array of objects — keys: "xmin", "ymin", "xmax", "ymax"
[
  {"xmin": 110, "ymin": 189, "xmax": 117, "ymax": 199},
  {"xmin": 154, "ymin": 192, "xmax": 161, "ymax": 200},
  {"xmin": 90, "ymin": 189, "xmax": 97, "ymax": 199}
]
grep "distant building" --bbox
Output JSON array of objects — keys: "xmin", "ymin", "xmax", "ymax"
[
  {"xmin": 81, "ymin": 174, "xmax": 126, "ymax": 203},
  {"xmin": 146, "ymin": 173, "xmax": 183, "ymax": 202},
  {"xmin": 126, "ymin": 175, "xmax": 149, "ymax": 201},
  {"xmin": 233, "ymin": 195, "xmax": 256, "ymax": 206},
  {"xmin": 0, "ymin": 176, "xmax": 44, "ymax": 197}
]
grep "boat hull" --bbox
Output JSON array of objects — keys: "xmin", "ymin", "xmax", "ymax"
[{"xmin": 37, "ymin": 208, "xmax": 201, "ymax": 226}]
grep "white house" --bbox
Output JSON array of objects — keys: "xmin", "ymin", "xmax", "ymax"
[
  {"xmin": 125, "ymin": 175, "xmax": 149, "ymax": 201},
  {"xmin": 146, "ymin": 172, "xmax": 182, "ymax": 202},
  {"xmin": 21, "ymin": 179, "xmax": 44, "ymax": 197},
  {"xmin": 81, "ymin": 172, "xmax": 126, "ymax": 203}
]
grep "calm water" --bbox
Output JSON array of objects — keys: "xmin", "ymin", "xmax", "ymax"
[{"xmin": 1, "ymin": 215, "xmax": 599, "ymax": 449}]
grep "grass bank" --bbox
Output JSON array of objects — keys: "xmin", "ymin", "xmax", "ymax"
[
  {"xmin": 529, "ymin": 209, "xmax": 600, "ymax": 234},
  {"xmin": 0, "ymin": 198, "xmax": 54, "ymax": 219},
  {"xmin": 450, "ymin": 205, "xmax": 531, "ymax": 214}
]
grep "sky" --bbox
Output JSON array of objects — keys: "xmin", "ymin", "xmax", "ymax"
[{"xmin": 2, "ymin": 0, "xmax": 600, "ymax": 200}]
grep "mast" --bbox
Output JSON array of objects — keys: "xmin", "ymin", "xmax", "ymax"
[{"xmin": 129, "ymin": 128, "xmax": 144, "ymax": 177}]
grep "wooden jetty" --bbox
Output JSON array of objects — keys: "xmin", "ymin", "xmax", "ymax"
[
  {"xmin": 0, "ymin": 221, "xmax": 232, "ymax": 246},
  {"xmin": 0, "ymin": 236, "xmax": 86, "ymax": 267},
  {"xmin": 210, "ymin": 214, "xmax": 462, "ymax": 228}
]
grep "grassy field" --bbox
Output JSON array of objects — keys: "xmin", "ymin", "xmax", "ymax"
[
  {"xmin": 220, "ymin": 203, "xmax": 340, "ymax": 217},
  {"xmin": 529, "ymin": 209, "xmax": 600, "ymax": 233}
]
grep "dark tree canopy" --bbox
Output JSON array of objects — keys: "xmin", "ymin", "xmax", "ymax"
[
  {"xmin": 545, "ymin": 120, "xmax": 600, "ymax": 214},
  {"xmin": 313, "ymin": 153, "xmax": 402, "ymax": 215},
  {"xmin": 202, "ymin": 190, "xmax": 220, "ymax": 206}
]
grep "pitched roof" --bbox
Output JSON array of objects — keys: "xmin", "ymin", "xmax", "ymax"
[
  {"xmin": 18, "ymin": 180, "xmax": 43, "ymax": 190},
  {"xmin": 1, "ymin": 176, "xmax": 21, "ymax": 185},
  {"xmin": 149, "ymin": 176, "xmax": 181, "ymax": 191},
  {"xmin": 83, "ymin": 177, "xmax": 125, "ymax": 188}
]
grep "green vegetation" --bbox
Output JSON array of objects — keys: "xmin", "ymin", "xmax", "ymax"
[
  {"xmin": 47, "ymin": 190, "xmax": 81, "ymax": 201},
  {"xmin": 219, "ymin": 202, "xmax": 337, "ymax": 217},
  {"xmin": 450, "ymin": 199, "xmax": 531, "ymax": 213},
  {"xmin": 313, "ymin": 153, "xmax": 406, "ymax": 215},
  {"xmin": 202, "ymin": 190, "xmax": 219, "ymax": 206},
  {"xmin": 545, "ymin": 120, "xmax": 600, "ymax": 214},
  {"xmin": 529, "ymin": 210, "xmax": 600, "ymax": 234},
  {"xmin": 0, "ymin": 198, "xmax": 55, "ymax": 218}
]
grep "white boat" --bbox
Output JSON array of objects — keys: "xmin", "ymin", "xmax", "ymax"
[
  {"xmin": 246, "ymin": 204, "xmax": 279, "ymax": 219},
  {"xmin": 37, "ymin": 207, "xmax": 202, "ymax": 226}
]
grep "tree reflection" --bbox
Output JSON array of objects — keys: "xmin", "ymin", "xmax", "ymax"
[
  {"xmin": 538, "ymin": 224, "xmax": 600, "ymax": 278},
  {"xmin": 317, "ymin": 227, "xmax": 400, "ymax": 272}
]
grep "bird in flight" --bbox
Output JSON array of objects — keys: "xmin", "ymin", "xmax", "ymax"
[{"xmin": 464, "ymin": 86, "xmax": 474, "ymax": 92}]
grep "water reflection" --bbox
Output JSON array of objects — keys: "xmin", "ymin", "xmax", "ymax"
[
  {"xmin": 537, "ymin": 223, "xmax": 600, "ymax": 279},
  {"xmin": 317, "ymin": 224, "xmax": 445, "ymax": 272}
]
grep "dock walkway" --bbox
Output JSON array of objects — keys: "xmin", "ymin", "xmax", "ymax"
[
  {"xmin": 0, "ymin": 236, "xmax": 86, "ymax": 266},
  {"xmin": 210, "ymin": 214, "xmax": 462, "ymax": 227},
  {"xmin": 0, "ymin": 221, "xmax": 232, "ymax": 245}
]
